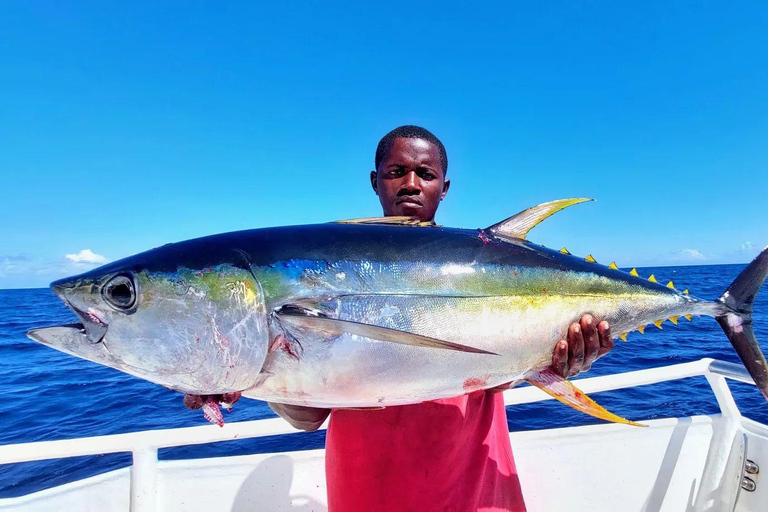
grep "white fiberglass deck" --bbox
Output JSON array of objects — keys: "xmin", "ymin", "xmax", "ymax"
[{"xmin": 0, "ymin": 358, "xmax": 765, "ymax": 512}]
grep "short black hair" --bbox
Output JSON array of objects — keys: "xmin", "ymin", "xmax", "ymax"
[{"xmin": 375, "ymin": 125, "xmax": 448, "ymax": 175}]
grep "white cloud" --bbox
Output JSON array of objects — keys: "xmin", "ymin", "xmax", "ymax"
[
  {"xmin": 659, "ymin": 248, "xmax": 709, "ymax": 265},
  {"xmin": 0, "ymin": 250, "xmax": 113, "ymax": 288},
  {"xmin": 677, "ymin": 249, "xmax": 706, "ymax": 260},
  {"xmin": 0, "ymin": 255, "xmax": 33, "ymax": 278},
  {"xmin": 65, "ymin": 249, "xmax": 108, "ymax": 265},
  {"xmin": 740, "ymin": 241, "xmax": 754, "ymax": 252}
]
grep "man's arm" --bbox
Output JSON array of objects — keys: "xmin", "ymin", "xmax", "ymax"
[{"xmin": 269, "ymin": 402, "xmax": 330, "ymax": 432}]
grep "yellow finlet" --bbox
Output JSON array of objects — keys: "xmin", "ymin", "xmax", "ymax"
[
  {"xmin": 653, "ymin": 319, "xmax": 664, "ymax": 329},
  {"xmin": 648, "ymin": 274, "xmax": 658, "ymax": 283},
  {"xmin": 619, "ymin": 333, "xmax": 628, "ymax": 342},
  {"xmin": 683, "ymin": 289, "xmax": 689, "ymax": 295},
  {"xmin": 685, "ymin": 314, "xmax": 693, "ymax": 321},
  {"xmin": 630, "ymin": 268, "xmax": 639, "ymax": 277},
  {"xmin": 638, "ymin": 325, "xmax": 646, "ymax": 334},
  {"xmin": 560, "ymin": 247, "xmax": 571, "ymax": 255},
  {"xmin": 585, "ymin": 254, "xmax": 597, "ymax": 263},
  {"xmin": 609, "ymin": 262, "xmax": 619, "ymax": 270},
  {"xmin": 669, "ymin": 316, "xmax": 679, "ymax": 325},
  {"xmin": 666, "ymin": 281, "xmax": 675, "ymax": 289}
]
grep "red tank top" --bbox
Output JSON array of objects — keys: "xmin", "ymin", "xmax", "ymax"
[{"xmin": 325, "ymin": 391, "xmax": 527, "ymax": 512}]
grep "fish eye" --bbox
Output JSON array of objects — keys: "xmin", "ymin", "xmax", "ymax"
[{"xmin": 103, "ymin": 274, "xmax": 136, "ymax": 311}]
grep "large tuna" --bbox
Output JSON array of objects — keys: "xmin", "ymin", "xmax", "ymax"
[{"xmin": 28, "ymin": 199, "xmax": 768, "ymax": 426}]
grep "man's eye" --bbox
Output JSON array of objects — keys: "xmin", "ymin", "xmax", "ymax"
[{"xmin": 418, "ymin": 171, "xmax": 435, "ymax": 180}]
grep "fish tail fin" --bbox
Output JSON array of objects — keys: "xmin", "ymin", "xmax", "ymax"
[{"xmin": 716, "ymin": 245, "xmax": 768, "ymax": 402}]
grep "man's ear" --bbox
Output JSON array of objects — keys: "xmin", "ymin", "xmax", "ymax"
[
  {"xmin": 441, "ymin": 178, "xmax": 450, "ymax": 200},
  {"xmin": 370, "ymin": 171, "xmax": 379, "ymax": 195}
]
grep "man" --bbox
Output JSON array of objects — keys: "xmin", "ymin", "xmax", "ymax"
[{"xmin": 270, "ymin": 125, "xmax": 613, "ymax": 511}]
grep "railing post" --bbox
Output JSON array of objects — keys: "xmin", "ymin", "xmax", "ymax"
[
  {"xmin": 130, "ymin": 446, "xmax": 158, "ymax": 512},
  {"xmin": 705, "ymin": 372, "xmax": 741, "ymax": 418}
]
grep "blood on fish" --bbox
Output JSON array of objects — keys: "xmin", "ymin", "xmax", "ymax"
[
  {"xmin": 282, "ymin": 343, "xmax": 299, "ymax": 359},
  {"xmin": 183, "ymin": 394, "xmax": 204, "ymax": 410},
  {"xmin": 269, "ymin": 335, "xmax": 286, "ymax": 352},
  {"xmin": 222, "ymin": 391, "xmax": 241, "ymax": 405},
  {"xmin": 270, "ymin": 335, "xmax": 300, "ymax": 360},
  {"xmin": 477, "ymin": 229, "xmax": 490, "ymax": 244},
  {"xmin": 463, "ymin": 376, "xmax": 488, "ymax": 391},
  {"xmin": 202, "ymin": 399, "xmax": 224, "ymax": 427},
  {"xmin": 214, "ymin": 326, "xmax": 230, "ymax": 349},
  {"xmin": 184, "ymin": 391, "xmax": 242, "ymax": 425}
]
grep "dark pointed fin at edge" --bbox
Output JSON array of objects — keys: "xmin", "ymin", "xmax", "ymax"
[
  {"xmin": 526, "ymin": 367, "xmax": 646, "ymax": 427},
  {"xmin": 276, "ymin": 308, "xmax": 497, "ymax": 355},
  {"xmin": 717, "ymin": 244, "xmax": 768, "ymax": 402},
  {"xmin": 333, "ymin": 216, "xmax": 436, "ymax": 227},
  {"xmin": 487, "ymin": 198, "xmax": 594, "ymax": 241}
]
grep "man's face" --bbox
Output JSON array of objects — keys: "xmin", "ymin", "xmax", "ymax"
[{"xmin": 371, "ymin": 137, "xmax": 450, "ymax": 222}]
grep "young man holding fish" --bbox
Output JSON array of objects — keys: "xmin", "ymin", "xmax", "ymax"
[{"xmin": 270, "ymin": 126, "xmax": 615, "ymax": 512}]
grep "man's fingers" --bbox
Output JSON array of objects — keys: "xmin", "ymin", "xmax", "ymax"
[
  {"xmin": 580, "ymin": 314, "xmax": 600, "ymax": 367},
  {"xmin": 551, "ymin": 340, "xmax": 568, "ymax": 377},
  {"xmin": 567, "ymin": 322, "xmax": 584, "ymax": 377},
  {"xmin": 597, "ymin": 320, "xmax": 614, "ymax": 357}
]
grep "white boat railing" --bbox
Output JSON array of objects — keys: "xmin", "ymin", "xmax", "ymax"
[{"xmin": 0, "ymin": 357, "xmax": 757, "ymax": 512}]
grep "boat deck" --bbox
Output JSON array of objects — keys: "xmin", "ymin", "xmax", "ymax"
[{"xmin": 0, "ymin": 359, "xmax": 765, "ymax": 512}]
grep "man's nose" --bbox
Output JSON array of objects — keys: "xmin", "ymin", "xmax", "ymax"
[{"xmin": 400, "ymin": 171, "xmax": 421, "ymax": 192}]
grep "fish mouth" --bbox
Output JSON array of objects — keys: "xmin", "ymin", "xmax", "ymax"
[
  {"xmin": 51, "ymin": 283, "xmax": 109, "ymax": 343},
  {"xmin": 27, "ymin": 322, "xmax": 126, "ymax": 376},
  {"xmin": 68, "ymin": 305, "xmax": 108, "ymax": 343},
  {"xmin": 28, "ymin": 323, "xmax": 90, "ymax": 352},
  {"xmin": 29, "ymin": 322, "xmax": 85, "ymax": 337}
]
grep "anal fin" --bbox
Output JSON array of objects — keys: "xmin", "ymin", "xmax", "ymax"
[{"xmin": 526, "ymin": 368, "xmax": 646, "ymax": 427}]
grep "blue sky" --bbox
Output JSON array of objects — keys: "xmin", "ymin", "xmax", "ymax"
[{"xmin": 1, "ymin": 2, "xmax": 767, "ymax": 288}]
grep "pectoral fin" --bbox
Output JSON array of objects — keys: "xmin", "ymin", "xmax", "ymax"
[
  {"xmin": 275, "ymin": 306, "xmax": 496, "ymax": 355},
  {"xmin": 525, "ymin": 368, "xmax": 646, "ymax": 427}
]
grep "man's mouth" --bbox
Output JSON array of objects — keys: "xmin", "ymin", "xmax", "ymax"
[{"xmin": 396, "ymin": 198, "xmax": 423, "ymax": 207}]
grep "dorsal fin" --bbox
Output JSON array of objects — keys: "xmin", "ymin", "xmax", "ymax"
[
  {"xmin": 486, "ymin": 198, "xmax": 594, "ymax": 241},
  {"xmin": 334, "ymin": 216, "xmax": 436, "ymax": 227}
]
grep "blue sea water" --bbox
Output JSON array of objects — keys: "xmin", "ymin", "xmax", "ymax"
[{"xmin": 1, "ymin": 263, "xmax": 768, "ymax": 498}]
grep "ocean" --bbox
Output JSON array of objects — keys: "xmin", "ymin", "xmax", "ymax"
[{"xmin": 1, "ymin": 263, "xmax": 768, "ymax": 498}]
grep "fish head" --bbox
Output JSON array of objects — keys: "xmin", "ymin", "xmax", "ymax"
[{"xmin": 28, "ymin": 259, "xmax": 270, "ymax": 395}]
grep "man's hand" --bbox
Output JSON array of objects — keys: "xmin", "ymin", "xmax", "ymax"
[
  {"xmin": 551, "ymin": 314, "xmax": 613, "ymax": 378},
  {"xmin": 488, "ymin": 314, "xmax": 613, "ymax": 393},
  {"xmin": 269, "ymin": 402, "xmax": 330, "ymax": 432}
]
